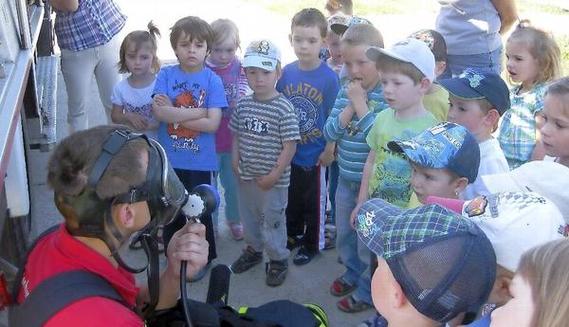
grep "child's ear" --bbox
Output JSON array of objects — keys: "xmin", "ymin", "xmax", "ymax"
[
  {"xmin": 453, "ymin": 177, "xmax": 469, "ymax": 194},
  {"xmin": 489, "ymin": 272, "xmax": 514, "ymax": 306},
  {"xmin": 391, "ymin": 279, "xmax": 409, "ymax": 309},
  {"xmin": 419, "ymin": 77, "xmax": 432, "ymax": 94},
  {"xmin": 484, "ymin": 108, "xmax": 501, "ymax": 128}
]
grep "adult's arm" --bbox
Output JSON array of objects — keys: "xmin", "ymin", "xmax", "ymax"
[
  {"xmin": 490, "ymin": 0, "xmax": 518, "ymax": 35},
  {"xmin": 50, "ymin": 0, "xmax": 79, "ymax": 12}
]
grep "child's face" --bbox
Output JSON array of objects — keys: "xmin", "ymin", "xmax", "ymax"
[
  {"xmin": 380, "ymin": 71, "xmax": 424, "ymax": 111},
  {"xmin": 290, "ymin": 25, "xmax": 324, "ymax": 65},
  {"xmin": 341, "ymin": 43, "xmax": 380, "ymax": 90},
  {"xmin": 490, "ymin": 274, "xmax": 535, "ymax": 327},
  {"xmin": 209, "ymin": 38, "xmax": 237, "ymax": 67},
  {"xmin": 447, "ymin": 95, "xmax": 488, "ymax": 138},
  {"xmin": 245, "ymin": 66, "xmax": 279, "ymax": 99},
  {"xmin": 174, "ymin": 32, "xmax": 208, "ymax": 72},
  {"xmin": 411, "ymin": 164, "xmax": 460, "ymax": 203},
  {"xmin": 539, "ymin": 94, "xmax": 569, "ymax": 160},
  {"xmin": 506, "ymin": 40, "xmax": 539, "ymax": 87},
  {"xmin": 125, "ymin": 42, "xmax": 155, "ymax": 76},
  {"xmin": 326, "ymin": 31, "xmax": 342, "ymax": 63}
]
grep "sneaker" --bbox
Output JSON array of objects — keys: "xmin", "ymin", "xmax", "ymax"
[
  {"xmin": 228, "ymin": 222, "xmax": 244, "ymax": 241},
  {"xmin": 265, "ymin": 259, "xmax": 288, "ymax": 287},
  {"xmin": 286, "ymin": 235, "xmax": 303, "ymax": 250},
  {"xmin": 324, "ymin": 224, "xmax": 336, "ymax": 250},
  {"xmin": 337, "ymin": 295, "xmax": 373, "ymax": 313},
  {"xmin": 293, "ymin": 246, "xmax": 317, "ymax": 266},
  {"xmin": 230, "ymin": 246, "xmax": 263, "ymax": 274}
]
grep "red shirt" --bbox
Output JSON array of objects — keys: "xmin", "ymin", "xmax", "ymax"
[{"xmin": 17, "ymin": 224, "xmax": 143, "ymax": 326}]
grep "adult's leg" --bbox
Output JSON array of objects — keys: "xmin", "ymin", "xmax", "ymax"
[{"xmin": 94, "ymin": 34, "xmax": 122, "ymax": 124}]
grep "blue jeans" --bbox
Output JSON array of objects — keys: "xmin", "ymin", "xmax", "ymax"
[
  {"xmin": 212, "ymin": 153, "xmax": 240, "ymax": 227},
  {"xmin": 441, "ymin": 46, "xmax": 503, "ymax": 79},
  {"xmin": 335, "ymin": 176, "xmax": 372, "ymax": 304}
]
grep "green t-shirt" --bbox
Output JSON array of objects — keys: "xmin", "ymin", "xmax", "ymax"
[
  {"xmin": 366, "ymin": 108, "xmax": 438, "ymax": 207},
  {"xmin": 423, "ymin": 84, "xmax": 449, "ymax": 122}
]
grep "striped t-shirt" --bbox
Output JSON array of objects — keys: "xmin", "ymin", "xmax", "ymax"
[{"xmin": 229, "ymin": 94, "xmax": 300, "ymax": 188}]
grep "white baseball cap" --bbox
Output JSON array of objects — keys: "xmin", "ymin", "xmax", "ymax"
[
  {"xmin": 481, "ymin": 161, "xmax": 569, "ymax": 223},
  {"xmin": 366, "ymin": 38, "xmax": 435, "ymax": 82},
  {"xmin": 243, "ymin": 40, "xmax": 281, "ymax": 71},
  {"xmin": 459, "ymin": 192, "xmax": 567, "ymax": 272}
]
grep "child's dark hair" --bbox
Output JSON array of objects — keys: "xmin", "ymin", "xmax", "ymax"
[
  {"xmin": 325, "ymin": 0, "xmax": 353, "ymax": 15},
  {"xmin": 170, "ymin": 16, "xmax": 214, "ymax": 52},
  {"xmin": 118, "ymin": 21, "xmax": 161, "ymax": 74},
  {"xmin": 508, "ymin": 20, "xmax": 561, "ymax": 86},
  {"xmin": 211, "ymin": 19, "xmax": 240, "ymax": 49},
  {"xmin": 291, "ymin": 8, "xmax": 328, "ymax": 38}
]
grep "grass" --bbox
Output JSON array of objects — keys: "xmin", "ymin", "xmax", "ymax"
[{"xmin": 558, "ymin": 34, "xmax": 569, "ymax": 75}]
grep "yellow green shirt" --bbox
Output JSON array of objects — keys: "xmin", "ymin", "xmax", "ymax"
[{"xmin": 423, "ymin": 84, "xmax": 449, "ymax": 122}]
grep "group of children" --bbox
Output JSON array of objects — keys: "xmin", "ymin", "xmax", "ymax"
[{"xmin": 102, "ymin": 0, "xmax": 569, "ymax": 325}]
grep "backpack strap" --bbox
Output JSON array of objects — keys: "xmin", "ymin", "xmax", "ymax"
[{"xmin": 9, "ymin": 270, "xmax": 129, "ymax": 327}]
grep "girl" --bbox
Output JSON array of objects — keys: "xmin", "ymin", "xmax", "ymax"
[
  {"xmin": 205, "ymin": 19, "xmax": 249, "ymax": 240},
  {"xmin": 498, "ymin": 20, "xmax": 561, "ymax": 169},
  {"xmin": 539, "ymin": 77, "xmax": 569, "ymax": 167},
  {"xmin": 490, "ymin": 239, "xmax": 569, "ymax": 327},
  {"xmin": 111, "ymin": 22, "xmax": 161, "ymax": 138}
]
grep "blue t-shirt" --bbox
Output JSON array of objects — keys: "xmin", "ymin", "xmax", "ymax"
[
  {"xmin": 467, "ymin": 314, "xmax": 491, "ymax": 327},
  {"xmin": 276, "ymin": 61, "xmax": 340, "ymax": 166},
  {"xmin": 153, "ymin": 65, "xmax": 228, "ymax": 171}
]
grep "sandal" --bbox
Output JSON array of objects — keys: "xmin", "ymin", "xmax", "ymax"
[
  {"xmin": 330, "ymin": 277, "xmax": 356, "ymax": 297},
  {"xmin": 337, "ymin": 295, "xmax": 372, "ymax": 313}
]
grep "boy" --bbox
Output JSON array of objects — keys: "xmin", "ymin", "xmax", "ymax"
[
  {"xmin": 152, "ymin": 16, "xmax": 227, "ymax": 281},
  {"xmin": 428, "ymin": 191, "xmax": 568, "ymax": 326},
  {"xmin": 229, "ymin": 40, "xmax": 300, "ymax": 287},
  {"xmin": 439, "ymin": 69, "xmax": 510, "ymax": 200},
  {"xmin": 410, "ymin": 29, "xmax": 450, "ymax": 122},
  {"xmin": 323, "ymin": 23, "xmax": 388, "ymax": 313},
  {"xmin": 355, "ymin": 38, "xmax": 439, "ymax": 213},
  {"xmin": 276, "ymin": 8, "xmax": 340, "ymax": 266},
  {"xmin": 354, "ymin": 197, "xmax": 497, "ymax": 327},
  {"xmin": 387, "ymin": 122, "xmax": 481, "ymax": 208}
]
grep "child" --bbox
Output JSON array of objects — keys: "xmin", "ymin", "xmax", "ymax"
[
  {"xmin": 439, "ymin": 69, "xmax": 510, "ymax": 200},
  {"xmin": 386, "ymin": 122, "xmax": 480, "ymax": 208},
  {"xmin": 498, "ymin": 20, "xmax": 562, "ymax": 169},
  {"xmin": 427, "ymin": 191, "xmax": 568, "ymax": 326},
  {"xmin": 325, "ymin": 14, "xmax": 347, "ymax": 74},
  {"xmin": 325, "ymin": 0, "xmax": 353, "ymax": 16},
  {"xmin": 538, "ymin": 77, "xmax": 569, "ymax": 167},
  {"xmin": 152, "ymin": 16, "xmax": 228, "ymax": 281},
  {"xmin": 276, "ymin": 8, "xmax": 340, "ymax": 266},
  {"xmin": 111, "ymin": 22, "xmax": 161, "ymax": 139},
  {"xmin": 229, "ymin": 40, "xmax": 300, "ymax": 287},
  {"xmin": 323, "ymin": 23, "xmax": 388, "ymax": 313},
  {"xmin": 205, "ymin": 18, "xmax": 249, "ymax": 240},
  {"xmin": 354, "ymin": 197, "xmax": 497, "ymax": 327},
  {"xmin": 409, "ymin": 29, "xmax": 450, "ymax": 122},
  {"xmin": 355, "ymin": 38, "xmax": 438, "ymax": 211},
  {"xmin": 491, "ymin": 239, "xmax": 569, "ymax": 327}
]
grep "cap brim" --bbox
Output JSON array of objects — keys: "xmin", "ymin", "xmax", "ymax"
[
  {"xmin": 242, "ymin": 56, "xmax": 278, "ymax": 71},
  {"xmin": 355, "ymin": 198, "xmax": 402, "ymax": 257},
  {"xmin": 330, "ymin": 23, "xmax": 348, "ymax": 35},
  {"xmin": 387, "ymin": 140, "xmax": 445, "ymax": 169},
  {"xmin": 438, "ymin": 78, "xmax": 485, "ymax": 100},
  {"xmin": 366, "ymin": 46, "xmax": 409, "ymax": 64}
]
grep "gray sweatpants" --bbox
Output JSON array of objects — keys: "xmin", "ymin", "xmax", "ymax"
[{"xmin": 238, "ymin": 180, "xmax": 290, "ymax": 261}]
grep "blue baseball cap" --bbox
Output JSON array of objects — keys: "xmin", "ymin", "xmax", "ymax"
[
  {"xmin": 355, "ymin": 198, "xmax": 496, "ymax": 323},
  {"xmin": 388, "ymin": 122, "xmax": 480, "ymax": 183},
  {"xmin": 438, "ymin": 69, "xmax": 511, "ymax": 115}
]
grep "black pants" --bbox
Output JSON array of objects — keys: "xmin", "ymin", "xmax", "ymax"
[
  {"xmin": 285, "ymin": 164, "xmax": 324, "ymax": 253},
  {"xmin": 163, "ymin": 169, "xmax": 217, "ymax": 263}
]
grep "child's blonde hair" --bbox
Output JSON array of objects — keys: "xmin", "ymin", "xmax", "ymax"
[
  {"xmin": 507, "ymin": 20, "xmax": 561, "ymax": 86},
  {"xmin": 545, "ymin": 77, "xmax": 569, "ymax": 115},
  {"xmin": 341, "ymin": 24, "xmax": 383, "ymax": 48},
  {"xmin": 210, "ymin": 19, "xmax": 240, "ymax": 49},
  {"xmin": 517, "ymin": 239, "xmax": 569, "ymax": 327},
  {"xmin": 118, "ymin": 21, "xmax": 161, "ymax": 74}
]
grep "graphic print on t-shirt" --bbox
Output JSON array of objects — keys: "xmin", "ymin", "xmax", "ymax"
[
  {"xmin": 167, "ymin": 81, "xmax": 206, "ymax": 152},
  {"xmin": 283, "ymin": 83, "xmax": 324, "ymax": 145}
]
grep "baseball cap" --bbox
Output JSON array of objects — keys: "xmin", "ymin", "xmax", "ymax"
[
  {"xmin": 355, "ymin": 198, "xmax": 496, "ymax": 323},
  {"xmin": 481, "ymin": 160, "xmax": 569, "ymax": 221},
  {"xmin": 409, "ymin": 29, "xmax": 447, "ymax": 63},
  {"xmin": 330, "ymin": 15, "xmax": 371, "ymax": 35},
  {"xmin": 388, "ymin": 122, "xmax": 480, "ymax": 183},
  {"xmin": 439, "ymin": 69, "xmax": 511, "ymax": 115},
  {"xmin": 427, "ymin": 191, "xmax": 568, "ymax": 272},
  {"xmin": 243, "ymin": 40, "xmax": 281, "ymax": 71},
  {"xmin": 367, "ymin": 38, "xmax": 435, "ymax": 82}
]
